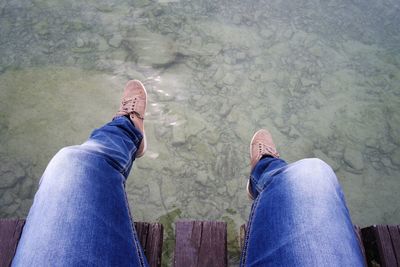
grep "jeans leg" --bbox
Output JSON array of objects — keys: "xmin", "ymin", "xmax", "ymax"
[
  {"xmin": 12, "ymin": 116, "xmax": 149, "ymax": 267},
  {"xmin": 241, "ymin": 158, "xmax": 365, "ymax": 267}
]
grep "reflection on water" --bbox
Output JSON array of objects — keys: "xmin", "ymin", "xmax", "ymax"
[{"xmin": 0, "ymin": 0, "xmax": 399, "ymax": 265}]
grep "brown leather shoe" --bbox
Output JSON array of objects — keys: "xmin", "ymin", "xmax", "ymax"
[
  {"xmin": 247, "ymin": 129, "xmax": 280, "ymax": 199},
  {"xmin": 114, "ymin": 80, "xmax": 147, "ymax": 158}
]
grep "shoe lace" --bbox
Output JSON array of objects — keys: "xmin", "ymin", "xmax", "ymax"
[
  {"xmin": 120, "ymin": 97, "xmax": 144, "ymax": 119},
  {"xmin": 257, "ymin": 143, "xmax": 279, "ymax": 158}
]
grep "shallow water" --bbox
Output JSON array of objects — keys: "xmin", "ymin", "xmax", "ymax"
[{"xmin": 1, "ymin": 0, "xmax": 399, "ymax": 265}]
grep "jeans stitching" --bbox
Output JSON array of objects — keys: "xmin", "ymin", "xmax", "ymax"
[
  {"xmin": 251, "ymin": 164, "xmax": 286, "ymax": 194},
  {"xmin": 240, "ymin": 194, "xmax": 261, "ymax": 266},
  {"xmin": 121, "ymin": 145, "xmax": 137, "ymax": 177},
  {"xmin": 249, "ymin": 175, "xmax": 263, "ymax": 195},
  {"xmin": 122, "ymin": 182, "xmax": 147, "ymax": 267}
]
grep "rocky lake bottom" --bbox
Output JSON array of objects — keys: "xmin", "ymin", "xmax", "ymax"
[{"xmin": 1, "ymin": 0, "xmax": 399, "ymax": 265}]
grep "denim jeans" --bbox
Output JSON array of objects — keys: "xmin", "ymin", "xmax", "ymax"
[
  {"xmin": 13, "ymin": 117, "xmax": 365, "ymax": 266},
  {"xmin": 240, "ymin": 156, "xmax": 365, "ymax": 266},
  {"xmin": 13, "ymin": 116, "xmax": 149, "ymax": 266}
]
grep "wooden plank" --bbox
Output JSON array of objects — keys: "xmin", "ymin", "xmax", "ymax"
[
  {"xmin": 0, "ymin": 220, "xmax": 162, "ymax": 267},
  {"xmin": 134, "ymin": 222, "xmax": 163, "ymax": 267},
  {"xmin": 174, "ymin": 220, "xmax": 227, "ymax": 267},
  {"xmin": 362, "ymin": 225, "xmax": 397, "ymax": 267},
  {"xmin": 375, "ymin": 225, "xmax": 397, "ymax": 267},
  {"xmin": 0, "ymin": 219, "xmax": 25, "ymax": 267},
  {"xmin": 197, "ymin": 221, "xmax": 227, "ymax": 267},
  {"xmin": 174, "ymin": 221, "xmax": 202, "ymax": 266},
  {"xmin": 354, "ymin": 225, "xmax": 367, "ymax": 264},
  {"xmin": 135, "ymin": 222, "xmax": 150, "ymax": 252},
  {"xmin": 388, "ymin": 225, "xmax": 400, "ymax": 266},
  {"xmin": 144, "ymin": 223, "xmax": 163, "ymax": 267}
]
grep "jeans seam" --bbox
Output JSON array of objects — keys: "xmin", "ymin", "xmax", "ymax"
[
  {"xmin": 122, "ymin": 182, "xmax": 147, "ymax": 267},
  {"xmin": 121, "ymin": 145, "xmax": 136, "ymax": 177},
  {"xmin": 250, "ymin": 163, "xmax": 286, "ymax": 194},
  {"xmin": 249, "ymin": 175, "xmax": 263, "ymax": 195},
  {"xmin": 240, "ymin": 194, "xmax": 261, "ymax": 266}
]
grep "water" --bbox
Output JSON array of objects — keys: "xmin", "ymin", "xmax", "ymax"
[{"xmin": 1, "ymin": 0, "xmax": 399, "ymax": 265}]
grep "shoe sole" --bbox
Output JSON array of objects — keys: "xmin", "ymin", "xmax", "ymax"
[
  {"xmin": 134, "ymin": 80, "xmax": 147, "ymax": 158},
  {"xmin": 247, "ymin": 130, "xmax": 263, "ymax": 200}
]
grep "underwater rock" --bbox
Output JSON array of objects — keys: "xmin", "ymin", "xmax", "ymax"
[
  {"xmin": 19, "ymin": 177, "xmax": 35, "ymax": 199},
  {"xmin": 132, "ymin": 29, "xmax": 178, "ymax": 67},
  {"xmin": 260, "ymin": 28, "xmax": 274, "ymax": 39},
  {"xmin": 344, "ymin": 147, "xmax": 364, "ymax": 172},
  {"xmin": 217, "ymin": 186, "xmax": 227, "ymax": 195},
  {"xmin": 108, "ymin": 34, "xmax": 123, "ymax": 48},
  {"xmin": 391, "ymin": 149, "xmax": 400, "ymax": 166},
  {"xmin": 301, "ymin": 78, "xmax": 318, "ymax": 87},
  {"xmin": 378, "ymin": 140, "xmax": 397, "ymax": 154},
  {"xmin": 235, "ymin": 51, "xmax": 247, "ymax": 62},
  {"xmin": 147, "ymin": 179, "xmax": 161, "ymax": 204},
  {"xmin": 202, "ymin": 43, "xmax": 222, "ymax": 55},
  {"xmin": 222, "ymin": 72, "xmax": 236, "ymax": 85},
  {"xmin": 213, "ymin": 66, "xmax": 226, "ymax": 82},
  {"xmin": 185, "ymin": 116, "xmax": 206, "ymax": 137},
  {"xmin": 205, "ymin": 130, "xmax": 220, "ymax": 145},
  {"xmin": 0, "ymin": 191, "xmax": 14, "ymax": 206},
  {"xmin": 19, "ymin": 199, "xmax": 32, "ymax": 213},
  {"xmin": 96, "ymin": 35, "xmax": 109, "ymax": 51},
  {"xmin": 273, "ymin": 117, "xmax": 285, "ymax": 129},
  {"xmin": 0, "ymin": 158, "xmax": 24, "ymax": 189},
  {"xmin": 172, "ymin": 125, "xmax": 186, "ymax": 146},
  {"xmin": 381, "ymin": 157, "xmax": 392, "ymax": 168},
  {"xmin": 219, "ymin": 101, "xmax": 232, "ymax": 117},
  {"xmin": 365, "ymin": 138, "xmax": 378, "ymax": 148},
  {"xmin": 4, "ymin": 202, "xmax": 19, "ymax": 215},
  {"xmin": 232, "ymin": 14, "xmax": 242, "ymax": 25},
  {"xmin": 313, "ymin": 149, "xmax": 340, "ymax": 171},
  {"xmin": 226, "ymin": 179, "xmax": 238, "ymax": 197},
  {"xmin": 248, "ymin": 71, "xmax": 261, "ymax": 81},
  {"xmin": 160, "ymin": 176, "xmax": 178, "ymax": 200},
  {"xmin": 288, "ymin": 125, "xmax": 301, "ymax": 138},
  {"xmin": 75, "ymin": 37, "xmax": 85, "ymax": 48},
  {"xmin": 195, "ymin": 170, "xmax": 208, "ymax": 185},
  {"xmin": 289, "ymin": 114, "xmax": 299, "ymax": 125}
]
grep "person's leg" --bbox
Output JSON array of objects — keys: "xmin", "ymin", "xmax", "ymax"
[
  {"xmin": 241, "ymin": 131, "xmax": 365, "ymax": 266},
  {"xmin": 13, "ymin": 81, "xmax": 149, "ymax": 266}
]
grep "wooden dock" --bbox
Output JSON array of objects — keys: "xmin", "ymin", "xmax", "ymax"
[{"xmin": 1, "ymin": 219, "xmax": 399, "ymax": 267}]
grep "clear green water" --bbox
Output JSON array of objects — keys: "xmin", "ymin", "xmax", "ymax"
[{"xmin": 1, "ymin": 0, "xmax": 399, "ymax": 265}]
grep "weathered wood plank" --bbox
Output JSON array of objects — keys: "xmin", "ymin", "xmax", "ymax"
[
  {"xmin": 362, "ymin": 225, "xmax": 397, "ymax": 267},
  {"xmin": 174, "ymin": 220, "xmax": 227, "ymax": 267},
  {"xmin": 135, "ymin": 222, "xmax": 150, "ymax": 252},
  {"xmin": 0, "ymin": 219, "xmax": 25, "ymax": 267},
  {"xmin": 134, "ymin": 222, "xmax": 164, "ymax": 267},
  {"xmin": 387, "ymin": 225, "xmax": 400, "ymax": 266},
  {"xmin": 144, "ymin": 223, "xmax": 164, "ymax": 267},
  {"xmin": 174, "ymin": 221, "xmax": 202, "ymax": 266},
  {"xmin": 0, "ymin": 220, "xmax": 162, "ymax": 267},
  {"xmin": 354, "ymin": 225, "xmax": 367, "ymax": 264},
  {"xmin": 198, "ymin": 221, "xmax": 227, "ymax": 267},
  {"xmin": 375, "ymin": 225, "xmax": 397, "ymax": 267}
]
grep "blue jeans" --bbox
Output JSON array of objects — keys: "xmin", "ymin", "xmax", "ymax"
[
  {"xmin": 13, "ymin": 117, "xmax": 364, "ymax": 266},
  {"xmin": 240, "ymin": 156, "xmax": 365, "ymax": 266},
  {"xmin": 13, "ymin": 116, "xmax": 149, "ymax": 266}
]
